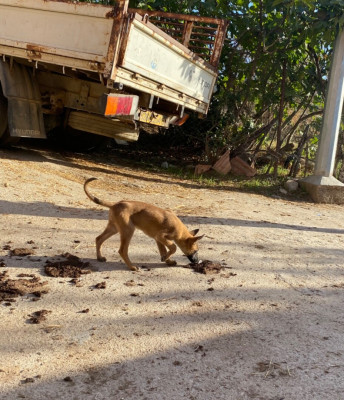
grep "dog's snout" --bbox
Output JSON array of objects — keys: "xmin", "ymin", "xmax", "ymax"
[{"xmin": 187, "ymin": 251, "xmax": 199, "ymax": 263}]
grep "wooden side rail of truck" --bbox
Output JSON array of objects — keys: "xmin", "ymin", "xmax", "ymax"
[{"xmin": 0, "ymin": 0, "xmax": 227, "ymax": 146}]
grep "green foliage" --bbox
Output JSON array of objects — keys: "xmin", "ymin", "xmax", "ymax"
[
  {"xmin": 76, "ymin": 0, "xmax": 117, "ymax": 4},
  {"xmin": 76, "ymin": 0, "xmax": 344, "ymax": 177},
  {"xmin": 176, "ymin": 0, "xmax": 342, "ymax": 171}
]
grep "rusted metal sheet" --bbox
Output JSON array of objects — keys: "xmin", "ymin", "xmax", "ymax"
[
  {"xmin": 138, "ymin": 110, "xmax": 170, "ymax": 128},
  {"xmin": 0, "ymin": 61, "xmax": 46, "ymax": 138},
  {"xmin": 103, "ymin": 0, "xmax": 129, "ymax": 77},
  {"xmin": 0, "ymin": 0, "xmax": 122, "ymax": 74},
  {"xmin": 129, "ymin": 9, "xmax": 225, "ymax": 25},
  {"xmin": 210, "ymin": 19, "xmax": 228, "ymax": 68},
  {"xmin": 67, "ymin": 111, "xmax": 139, "ymax": 141}
]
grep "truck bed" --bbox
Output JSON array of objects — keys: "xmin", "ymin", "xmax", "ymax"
[{"xmin": 0, "ymin": 0, "xmax": 227, "ymax": 115}]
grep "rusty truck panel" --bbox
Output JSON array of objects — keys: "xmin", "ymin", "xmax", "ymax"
[
  {"xmin": 0, "ymin": 0, "xmax": 227, "ymax": 143},
  {"xmin": 0, "ymin": 0, "xmax": 127, "ymax": 74}
]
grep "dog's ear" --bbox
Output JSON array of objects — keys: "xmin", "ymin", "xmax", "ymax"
[
  {"xmin": 190, "ymin": 234, "xmax": 204, "ymax": 242},
  {"xmin": 190, "ymin": 229, "xmax": 199, "ymax": 236}
]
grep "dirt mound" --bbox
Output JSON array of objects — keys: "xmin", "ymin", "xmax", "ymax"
[
  {"xmin": 188, "ymin": 260, "xmax": 224, "ymax": 274},
  {"xmin": 0, "ymin": 270, "xmax": 49, "ymax": 303},
  {"xmin": 10, "ymin": 248, "xmax": 35, "ymax": 257},
  {"xmin": 44, "ymin": 253, "xmax": 93, "ymax": 278},
  {"xmin": 28, "ymin": 310, "xmax": 52, "ymax": 324},
  {"xmin": 94, "ymin": 281, "xmax": 106, "ymax": 289}
]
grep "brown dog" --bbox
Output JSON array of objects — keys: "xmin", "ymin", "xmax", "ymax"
[{"xmin": 84, "ymin": 177, "xmax": 203, "ymax": 271}]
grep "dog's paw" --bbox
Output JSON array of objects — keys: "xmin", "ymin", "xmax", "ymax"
[
  {"xmin": 129, "ymin": 265, "xmax": 140, "ymax": 272},
  {"xmin": 97, "ymin": 256, "xmax": 107, "ymax": 262},
  {"xmin": 165, "ymin": 259, "xmax": 177, "ymax": 266}
]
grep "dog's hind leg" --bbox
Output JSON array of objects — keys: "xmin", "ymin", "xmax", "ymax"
[{"xmin": 96, "ymin": 223, "xmax": 118, "ymax": 262}]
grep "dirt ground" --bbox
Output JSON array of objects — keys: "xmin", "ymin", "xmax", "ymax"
[{"xmin": 1, "ymin": 142, "xmax": 344, "ymax": 400}]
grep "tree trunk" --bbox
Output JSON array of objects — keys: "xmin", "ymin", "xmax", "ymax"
[
  {"xmin": 290, "ymin": 125, "xmax": 310, "ymax": 177},
  {"xmin": 274, "ymin": 59, "xmax": 287, "ymax": 178}
]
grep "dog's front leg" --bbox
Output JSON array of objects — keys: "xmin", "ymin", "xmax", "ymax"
[
  {"xmin": 156, "ymin": 238, "xmax": 177, "ymax": 266},
  {"xmin": 156, "ymin": 241, "xmax": 174, "ymax": 265}
]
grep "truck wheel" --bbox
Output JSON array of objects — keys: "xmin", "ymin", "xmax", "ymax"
[
  {"xmin": 0, "ymin": 88, "xmax": 19, "ymax": 146},
  {"xmin": 48, "ymin": 125, "xmax": 110, "ymax": 153},
  {"xmin": 64, "ymin": 127, "xmax": 110, "ymax": 152}
]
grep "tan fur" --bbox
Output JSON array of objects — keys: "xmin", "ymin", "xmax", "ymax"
[{"xmin": 84, "ymin": 177, "xmax": 203, "ymax": 271}]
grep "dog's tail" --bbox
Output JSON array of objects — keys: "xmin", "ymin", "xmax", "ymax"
[{"xmin": 84, "ymin": 177, "xmax": 114, "ymax": 208}]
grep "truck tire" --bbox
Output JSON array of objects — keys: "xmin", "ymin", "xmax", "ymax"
[
  {"xmin": 65, "ymin": 126, "xmax": 110, "ymax": 152},
  {"xmin": 48, "ymin": 125, "xmax": 110, "ymax": 153},
  {"xmin": 0, "ymin": 87, "xmax": 19, "ymax": 146}
]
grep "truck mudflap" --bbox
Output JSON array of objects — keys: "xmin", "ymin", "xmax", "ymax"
[{"xmin": 0, "ymin": 60, "xmax": 46, "ymax": 139}]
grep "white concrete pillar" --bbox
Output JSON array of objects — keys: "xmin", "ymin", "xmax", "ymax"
[
  {"xmin": 301, "ymin": 30, "xmax": 344, "ymax": 202},
  {"xmin": 314, "ymin": 29, "xmax": 344, "ymax": 177}
]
